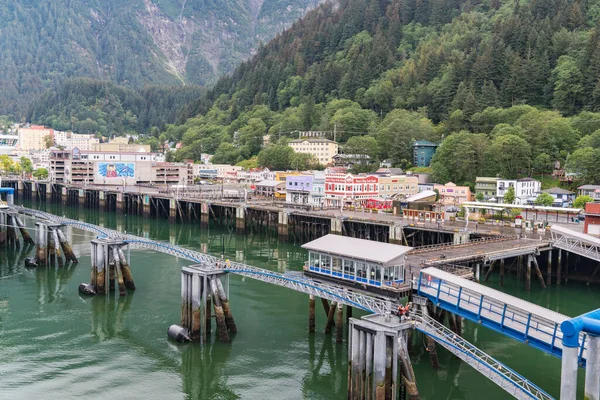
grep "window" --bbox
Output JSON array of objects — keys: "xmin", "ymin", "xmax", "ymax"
[
  {"xmin": 321, "ymin": 255, "xmax": 331, "ymax": 271},
  {"xmin": 343, "ymin": 259, "xmax": 354, "ymax": 277},
  {"xmin": 356, "ymin": 262, "xmax": 366, "ymax": 279},
  {"xmin": 332, "ymin": 257, "xmax": 342, "ymax": 273}
]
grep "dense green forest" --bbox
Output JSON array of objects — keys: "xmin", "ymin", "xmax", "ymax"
[
  {"xmin": 28, "ymin": 79, "xmax": 204, "ymax": 135},
  {"xmin": 159, "ymin": 0, "xmax": 600, "ymax": 185},
  {"xmin": 0, "ymin": 0, "xmax": 321, "ymax": 116}
]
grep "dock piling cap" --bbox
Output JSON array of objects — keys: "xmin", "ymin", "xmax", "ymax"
[{"xmin": 561, "ymin": 309, "xmax": 600, "ymax": 348}]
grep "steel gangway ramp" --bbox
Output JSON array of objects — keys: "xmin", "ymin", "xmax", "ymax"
[
  {"xmin": 413, "ymin": 310, "xmax": 554, "ymax": 400},
  {"xmin": 416, "ymin": 267, "xmax": 588, "ymax": 366},
  {"xmin": 16, "ymin": 207, "xmax": 395, "ymax": 314},
  {"xmin": 551, "ymin": 224, "xmax": 600, "ymax": 263}
]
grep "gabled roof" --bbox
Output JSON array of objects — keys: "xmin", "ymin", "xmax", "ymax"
[
  {"xmin": 542, "ymin": 187, "xmax": 575, "ymax": 195},
  {"xmin": 302, "ymin": 234, "xmax": 412, "ymax": 266}
]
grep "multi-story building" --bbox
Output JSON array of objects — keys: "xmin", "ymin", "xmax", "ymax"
[
  {"xmin": 237, "ymin": 168, "xmax": 275, "ymax": 184},
  {"xmin": 288, "ymin": 138, "xmax": 338, "ymax": 166},
  {"xmin": 276, "ymin": 171, "xmax": 303, "ymax": 182},
  {"xmin": 194, "ymin": 164, "xmax": 243, "ymax": 180},
  {"xmin": 378, "ymin": 175, "xmax": 419, "ymax": 198},
  {"xmin": 49, "ymin": 148, "xmax": 192, "ymax": 186},
  {"xmin": 412, "ymin": 140, "xmax": 438, "ymax": 167},
  {"xmin": 18, "ymin": 125, "xmax": 53, "ymax": 151},
  {"xmin": 578, "ymin": 185, "xmax": 600, "ymax": 200},
  {"xmin": 92, "ymin": 143, "xmax": 151, "ymax": 152},
  {"xmin": 475, "ymin": 177, "xmax": 500, "ymax": 200},
  {"xmin": 53, "ymin": 131, "xmax": 99, "ymax": 150},
  {"xmin": 433, "ymin": 182, "xmax": 472, "ymax": 205},
  {"xmin": 0, "ymin": 134, "xmax": 19, "ymax": 155},
  {"xmin": 541, "ymin": 187, "xmax": 576, "ymax": 207},
  {"xmin": 324, "ymin": 174, "xmax": 379, "ymax": 207},
  {"xmin": 496, "ymin": 178, "xmax": 541, "ymax": 205},
  {"xmin": 286, "ymin": 175, "xmax": 315, "ymax": 205}
]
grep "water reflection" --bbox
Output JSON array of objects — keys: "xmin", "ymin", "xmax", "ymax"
[
  {"xmin": 180, "ymin": 343, "xmax": 236, "ymax": 399},
  {"xmin": 0, "ymin": 243, "xmax": 33, "ymax": 279},
  {"xmin": 304, "ymin": 336, "xmax": 345, "ymax": 397},
  {"xmin": 35, "ymin": 261, "xmax": 78, "ymax": 304},
  {"xmin": 89, "ymin": 294, "xmax": 134, "ymax": 341}
]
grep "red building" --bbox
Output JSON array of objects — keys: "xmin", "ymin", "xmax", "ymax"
[
  {"xmin": 324, "ymin": 174, "xmax": 379, "ymax": 207},
  {"xmin": 584, "ymin": 202, "xmax": 600, "ymax": 236}
]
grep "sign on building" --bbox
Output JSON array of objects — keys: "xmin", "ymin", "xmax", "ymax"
[{"xmin": 97, "ymin": 162, "xmax": 135, "ymax": 178}]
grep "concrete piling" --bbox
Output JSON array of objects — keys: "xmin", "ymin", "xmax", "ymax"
[
  {"xmin": 34, "ymin": 222, "xmax": 48, "ymax": 266},
  {"xmin": 51, "ymin": 228, "xmax": 63, "ymax": 267},
  {"xmin": 309, "ymin": 295, "xmax": 316, "ymax": 333},
  {"xmin": 335, "ymin": 302, "xmax": 343, "ymax": 343},
  {"xmin": 557, "ymin": 249, "xmax": 563, "ymax": 285},
  {"xmin": 348, "ymin": 315, "xmax": 407, "ymax": 400},
  {"xmin": 526, "ymin": 255, "xmax": 532, "ymax": 291},
  {"xmin": 112, "ymin": 246, "xmax": 127, "ymax": 296}
]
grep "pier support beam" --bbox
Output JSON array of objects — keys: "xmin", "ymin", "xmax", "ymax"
[
  {"xmin": 585, "ymin": 336, "xmax": 600, "ymax": 400},
  {"xmin": 309, "ymin": 295, "xmax": 316, "ymax": 333},
  {"xmin": 201, "ymin": 203, "xmax": 209, "ymax": 227},
  {"xmin": 99, "ymin": 191, "xmax": 106, "ymax": 209},
  {"xmin": 82, "ymin": 239, "xmax": 132, "ymax": 296},
  {"xmin": 169, "ymin": 199, "xmax": 177, "ymax": 221},
  {"xmin": 526, "ymin": 255, "xmax": 532, "ymax": 291},
  {"xmin": 335, "ymin": 302, "xmax": 343, "ymax": 343},
  {"xmin": 78, "ymin": 189, "xmax": 85, "ymax": 206},
  {"xmin": 277, "ymin": 211, "xmax": 289, "ymax": 239},
  {"xmin": 236, "ymin": 206, "xmax": 245, "ymax": 231},
  {"xmin": 532, "ymin": 255, "xmax": 547, "ymax": 289},
  {"xmin": 389, "ymin": 225, "xmax": 404, "ymax": 245},
  {"xmin": 546, "ymin": 250, "xmax": 552, "ymax": 286},
  {"xmin": 348, "ymin": 315, "xmax": 409, "ymax": 400},
  {"xmin": 169, "ymin": 264, "xmax": 236, "ymax": 343},
  {"xmin": 557, "ymin": 249, "xmax": 562, "ymax": 285},
  {"xmin": 561, "ymin": 346, "xmax": 579, "ymax": 400},
  {"xmin": 499, "ymin": 259, "xmax": 505, "ymax": 286},
  {"xmin": 325, "ymin": 300, "xmax": 337, "ymax": 334},
  {"xmin": 330, "ymin": 218, "xmax": 342, "ymax": 235}
]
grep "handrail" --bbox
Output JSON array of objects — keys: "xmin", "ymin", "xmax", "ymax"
[
  {"xmin": 409, "ymin": 235, "xmax": 520, "ymax": 253},
  {"xmin": 414, "ymin": 310, "xmax": 554, "ymax": 400}
]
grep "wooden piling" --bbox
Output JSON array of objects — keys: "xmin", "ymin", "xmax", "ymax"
[
  {"xmin": 532, "ymin": 256, "xmax": 547, "ymax": 289},
  {"xmin": 112, "ymin": 246, "xmax": 126, "ymax": 296},
  {"xmin": 499, "ymin": 259, "xmax": 505, "ymax": 286},
  {"xmin": 57, "ymin": 229, "xmax": 78, "ymax": 263},
  {"xmin": 94, "ymin": 243, "xmax": 106, "ymax": 295},
  {"xmin": 321, "ymin": 297, "xmax": 331, "ymax": 316},
  {"xmin": 16, "ymin": 216, "xmax": 34, "ymax": 245},
  {"xmin": 216, "ymin": 277, "xmax": 237, "ymax": 333},
  {"xmin": 346, "ymin": 304, "xmax": 353, "ymax": 323},
  {"xmin": 398, "ymin": 335, "xmax": 420, "ymax": 400},
  {"xmin": 526, "ymin": 255, "xmax": 532, "ymax": 291},
  {"xmin": 546, "ymin": 250, "xmax": 552, "ymax": 286},
  {"xmin": 484, "ymin": 260, "xmax": 495, "ymax": 282},
  {"xmin": 309, "ymin": 295, "xmax": 315, "ymax": 333},
  {"xmin": 335, "ymin": 302, "xmax": 343, "ymax": 343},
  {"xmin": 117, "ymin": 247, "xmax": 135, "ymax": 290},
  {"xmin": 210, "ymin": 277, "xmax": 229, "ymax": 341},
  {"xmin": 424, "ymin": 305, "xmax": 439, "ymax": 368},
  {"xmin": 557, "ymin": 249, "xmax": 562, "ymax": 285},
  {"xmin": 35, "ymin": 223, "xmax": 47, "ymax": 266},
  {"xmin": 325, "ymin": 300, "xmax": 337, "ymax": 334},
  {"xmin": 52, "ymin": 229, "xmax": 63, "ymax": 268}
]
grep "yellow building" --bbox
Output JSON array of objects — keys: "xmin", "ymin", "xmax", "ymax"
[
  {"xmin": 275, "ymin": 171, "xmax": 303, "ymax": 182},
  {"xmin": 433, "ymin": 182, "xmax": 472, "ymax": 205},
  {"xmin": 378, "ymin": 175, "xmax": 419, "ymax": 198},
  {"xmin": 18, "ymin": 125, "xmax": 53, "ymax": 150},
  {"xmin": 288, "ymin": 138, "xmax": 338, "ymax": 166}
]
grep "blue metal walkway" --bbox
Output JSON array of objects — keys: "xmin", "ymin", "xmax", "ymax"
[
  {"xmin": 416, "ymin": 267, "xmax": 588, "ymax": 367},
  {"xmin": 414, "ymin": 310, "xmax": 554, "ymax": 400}
]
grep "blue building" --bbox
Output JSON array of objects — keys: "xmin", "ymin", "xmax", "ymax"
[{"xmin": 412, "ymin": 140, "xmax": 439, "ymax": 167}]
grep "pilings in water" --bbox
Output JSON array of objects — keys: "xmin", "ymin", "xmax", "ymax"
[
  {"xmin": 348, "ymin": 314, "xmax": 415, "ymax": 400},
  {"xmin": 169, "ymin": 264, "xmax": 237, "ymax": 343},
  {"xmin": 32, "ymin": 221, "xmax": 77, "ymax": 267},
  {"xmin": 0, "ymin": 211, "xmax": 35, "ymax": 247},
  {"xmin": 309, "ymin": 295, "xmax": 316, "ymax": 333},
  {"xmin": 80, "ymin": 239, "xmax": 134, "ymax": 296}
]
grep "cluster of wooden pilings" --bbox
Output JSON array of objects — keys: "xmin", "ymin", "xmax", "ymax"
[
  {"xmin": 168, "ymin": 264, "xmax": 237, "ymax": 343},
  {"xmin": 308, "ymin": 295, "xmax": 352, "ymax": 343},
  {"xmin": 0, "ymin": 210, "xmax": 34, "ymax": 248},
  {"xmin": 79, "ymin": 239, "xmax": 135, "ymax": 296},
  {"xmin": 28, "ymin": 221, "xmax": 78, "ymax": 267}
]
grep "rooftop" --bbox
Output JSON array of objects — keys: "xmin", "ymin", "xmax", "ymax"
[
  {"xmin": 289, "ymin": 138, "xmax": 337, "ymax": 144},
  {"xmin": 578, "ymin": 185, "xmax": 600, "ymax": 190},
  {"xmin": 301, "ymin": 234, "xmax": 412, "ymax": 266},
  {"xmin": 542, "ymin": 187, "xmax": 575, "ymax": 195},
  {"xmin": 412, "ymin": 140, "xmax": 438, "ymax": 147}
]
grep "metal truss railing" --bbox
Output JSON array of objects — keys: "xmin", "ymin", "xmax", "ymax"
[
  {"xmin": 16, "ymin": 206, "xmax": 395, "ymax": 314},
  {"xmin": 414, "ymin": 310, "xmax": 554, "ymax": 400},
  {"xmin": 551, "ymin": 231, "xmax": 600, "ymax": 262}
]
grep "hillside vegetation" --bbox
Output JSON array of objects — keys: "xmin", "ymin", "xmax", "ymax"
[
  {"xmin": 0, "ymin": 0, "xmax": 321, "ymax": 116},
  {"xmin": 162, "ymin": 0, "xmax": 600, "ymax": 186}
]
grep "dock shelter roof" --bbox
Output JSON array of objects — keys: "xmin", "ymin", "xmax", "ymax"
[{"xmin": 301, "ymin": 234, "xmax": 413, "ymax": 266}]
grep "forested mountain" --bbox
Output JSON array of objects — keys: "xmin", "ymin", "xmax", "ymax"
[
  {"xmin": 28, "ymin": 79, "xmax": 204, "ymax": 135},
  {"xmin": 162, "ymin": 0, "xmax": 600, "ymax": 185},
  {"xmin": 0, "ymin": 0, "xmax": 321, "ymax": 116}
]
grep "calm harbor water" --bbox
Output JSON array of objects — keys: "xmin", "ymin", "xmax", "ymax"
[{"xmin": 0, "ymin": 201, "xmax": 597, "ymax": 399}]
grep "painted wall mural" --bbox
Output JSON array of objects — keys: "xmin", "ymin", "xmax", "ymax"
[{"xmin": 97, "ymin": 162, "xmax": 135, "ymax": 178}]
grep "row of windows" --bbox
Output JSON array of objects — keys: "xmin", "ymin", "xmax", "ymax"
[
  {"xmin": 308, "ymin": 252, "xmax": 403, "ymax": 283},
  {"xmin": 327, "ymin": 183, "xmax": 377, "ymax": 192}
]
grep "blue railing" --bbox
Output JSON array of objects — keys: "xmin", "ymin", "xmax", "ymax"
[{"xmin": 416, "ymin": 271, "xmax": 587, "ymax": 365}]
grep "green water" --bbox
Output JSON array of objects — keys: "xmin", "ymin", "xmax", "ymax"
[{"xmin": 0, "ymin": 202, "xmax": 597, "ymax": 399}]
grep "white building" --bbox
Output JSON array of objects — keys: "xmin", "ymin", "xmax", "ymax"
[
  {"xmin": 18, "ymin": 125, "xmax": 53, "ymax": 151},
  {"xmin": 54, "ymin": 131, "xmax": 99, "ymax": 150},
  {"xmin": 194, "ymin": 164, "xmax": 243, "ymax": 180},
  {"xmin": 496, "ymin": 178, "xmax": 541, "ymax": 205},
  {"xmin": 237, "ymin": 168, "xmax": 275, "ymax": 184}
]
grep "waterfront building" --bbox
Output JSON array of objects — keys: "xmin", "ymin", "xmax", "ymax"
[
  {"xmin": 584, "ymin": 202, "xmax": 600, "ymax": 236},
  {"xmin": 255, "ymin": 180, "xmax": 285, "ymax": 197},
  {"xmin": 92, "ymin": 142, "xmax": 151, "ymax": 152},
  {"xmin": 433, "ymin": 182, "xmax": 472, "ymax": 205},
  {"xmin": 412, "ymin": 140, "xmax": 438, "ymax": 167},
  {"xmin": 496, "ymin": 178, "xmax": 541, "ymax": 205},
  {"xmin": 237, "ymin": 168, "xmax": 275, "ymax": 184},
  {"xmin": 194, "ymin": 164, "xmax": 242, "ymax": 180},
  {"xmin": 49, "ymin": 148, "xmax": 192, "ymax": 186},
  {"xmin": 288, "ymin": 138, "xmax": 338, "ymax": 166},
  {"xmin": 324, "ymin": 173, "xmax": 379, "ymax": 207},
  {"xmin": 578, "ymin": 185, "xmax": 600, "ymax": 200},
  {"xmin": 377, "ymin": 175, "xmax": 419, "ymax": 198},
  {"xmin": 475, "ymin": 177, "xmax": 500, "ymax": 200},
  {"xmin": 541, "ymin": 187, "xmax": 576, "ymax": 208}
]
